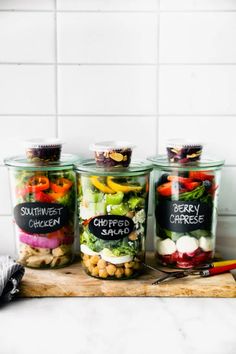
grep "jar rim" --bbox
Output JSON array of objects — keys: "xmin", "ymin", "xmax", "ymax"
[
  {"xmin": 76, "ymin": 159, "xmax": 153, "ymax": 176},
  {"xmin": 4, "ymin": 154, "xmax": 79, "ymax": 170},
  {"xmin": 148, "ymin": 155, "xmax": 224, "ymax": 170}
]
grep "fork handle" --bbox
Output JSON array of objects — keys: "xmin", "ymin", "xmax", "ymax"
[{"xmin": 201, "ymin": 263, "xmax": 236, "ymax": 276}]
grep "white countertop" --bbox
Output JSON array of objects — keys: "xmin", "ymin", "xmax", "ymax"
[{"xmin": 0, "ymin": 297, "xmax": 236, "ymax": 354}]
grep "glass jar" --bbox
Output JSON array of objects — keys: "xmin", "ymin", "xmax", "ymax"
[
  {"xmin": 148, "ymin": 156, "xmax": 224, "ymax": 268},
  {"xmin": 76, "ymin": 160, "xmax": 152, "ymax": 279},
  {"xmin": 5, "ymin": 154, "xmax": 78, "ymax": 269}
]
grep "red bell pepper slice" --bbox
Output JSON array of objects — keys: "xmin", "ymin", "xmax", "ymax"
[
  {"xmin": 83, "ymin": 218, "xmax": 92, "ymax": 226},
  {"xmin": 34, "ymin": 191, "xmax": 55, "ymax": 203},
  {"xmin": 48, "ymin": 191, "xmax": 66, "ymax": 201},
  {"xmin": 27, "ymin": 176, "xmax": 49, "ymax": 193},
  {"xmin": 50, "ymin": 178, "xmax": 73, "ymax": 194}
]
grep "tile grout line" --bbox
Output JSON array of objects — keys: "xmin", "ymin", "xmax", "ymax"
[
  {"xmin": 0, "ymin": 10, "xmax": 158, "ymax": 13},
  {"xmin": 54, "ymin": 0, "xmax": 58, "ymax": 138},
  {"xmin": 159, "ymin": 9, "xmax": 236, "ymax": 13},
  {"xmin": 159, "ymin": 63, "xmax": 236, "ymax": 66},
  {"xmin": 1, "ymin": 62, "xmax": 236, "ymax": 66},
  {"xmin": 0, "ymin": 114, "xmax": 158, "ymax": 117},
  {"xmin": 1, "ymin": 9, "xmax": 236, "ymax": 13},
  {"xmin": 0, "ymin": 114, "xmax": 236, "ymax": 117},
  {"xmin": 0, "ymin": 63, "xmax": 158, "ymax": 66}
]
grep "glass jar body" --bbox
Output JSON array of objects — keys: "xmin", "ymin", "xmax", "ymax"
[
  {"xmin": 78, "ymin": 172, "xmax": 150, "ymax": 279},
  {"xmin": 9, "ymin": 167, "xmax": 77, "ymax": 269},
  {"xmin": 153, "ymin": 167, "xmax": 222, "ymax": 268}
]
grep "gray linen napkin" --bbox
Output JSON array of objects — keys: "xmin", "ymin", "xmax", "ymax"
[{"xmin": 0, "ymin": 256, "xmax": 24, "ymax": 303}]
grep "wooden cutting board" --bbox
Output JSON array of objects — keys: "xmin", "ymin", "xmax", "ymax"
[{"xmin": 19, "ymin": 252, "xmax": 236, "ymax": 298}]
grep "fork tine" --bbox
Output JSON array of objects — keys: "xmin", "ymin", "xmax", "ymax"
[
  {"xmin": 143, "ymin": 262, "xmax": 178, "ymax": 274},
  {"xmin": 152, "ymin": 270, "xmax": 190, "ymax": 285},
  {"xmin": 152, "ymin": 273, "xmax": 173, "ymax": 285}
]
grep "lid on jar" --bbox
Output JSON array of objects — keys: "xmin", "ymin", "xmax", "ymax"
[
  {"xmin": 24, "ymin": 138, "xmax": 63, "ymax": 149},
  {"xmin": 4, "ymin": 154, "xmax": 79, "ymax": 171},
  {"xmin": 148, "ymin": 155, "xmax": 224, "ymax": 171},
  {"xmin": 24, "ymin": 138, "xmax": 64, "ymax": 163},
  {"xmin": 76, "ymin": 159, "xmax": 152, "ymax": 176},
  {"xmin": 90, "ymin": 140, "xmax": 135, "ymax": 152},
  {"xmin": 166, "ymin": 138, "xmax": 203, "ymax": 164},
  {"xmin": 90, "ymin": 140, "xmax": 136, "ymax": 168}
]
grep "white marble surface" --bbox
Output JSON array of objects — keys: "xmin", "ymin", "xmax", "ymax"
[{"xmin": 0, "ymin": 297, "xmax": 236, "ymax": 354}]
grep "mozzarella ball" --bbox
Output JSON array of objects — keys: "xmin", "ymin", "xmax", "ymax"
[
  {"xmin": 199, "ymin": 236, "xmax": 213, "ymax": 252},
  {"xmin": 156, "ymin": 238, "xmax": 176, "ymax": 255},
  {"xmin": 176, "ymin": 236, "xmax": 199, "ymax": 253}
]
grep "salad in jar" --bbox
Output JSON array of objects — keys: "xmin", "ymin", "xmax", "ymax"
[
  {"xmin": 5, "ymin": 155, "xmax": 78, "ymax": 269},
  {"xmin": 77, "ymin": 160, "xmax": 152, "ymax": 279},
  {"xmin": 148, "ymin": 155, "xmax": 224, "ymax": 269}
]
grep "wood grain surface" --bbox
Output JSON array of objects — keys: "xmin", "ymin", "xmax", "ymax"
[{"xmin": 19, "ymin": 253, "xmax": 236, "ymax": 298}]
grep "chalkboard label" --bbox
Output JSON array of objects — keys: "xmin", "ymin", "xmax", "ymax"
[
  {"xmin": 156, "ymin": 200, "xmax": 212, "ymax": 233},
  {"xmin": 88, "ymin": 215, "xmax": 134, "ymax": 241},
  {"xmin": 14, "ymin": 202, "xmax": 69, "ymax": 234}
]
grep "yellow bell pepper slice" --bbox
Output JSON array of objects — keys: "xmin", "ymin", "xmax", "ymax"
[
  {"xmin": 107, "ymin": 177, "xmax": 142, "ymax": 193},
  {"xmin": 90, "ymin": 176, "xmax": 115, "ymax": 194}
]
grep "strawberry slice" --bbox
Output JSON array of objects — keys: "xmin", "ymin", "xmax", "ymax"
[
  {"xmin": 209, "ymin": 184, "xmax": 218, "ymax": 196},
  {"xmin": 183, "ymin": 181, "xmax": 200, "ymax": 191},
  {"xmin": 157, "ymin": 251, "xmax": 178, "ymax": 265},
  {"xmin": 167, "ymin": 176, "xmax": 194, "ymax": 184},
  {"xmin": 167, "ymin": 176, "xmax": 200, "ymax": 191},
  {"xmin": 193, "ymin": 251, "xmax": 213, "ymax": 265},
  {"xmin": 157, "ymin": 182, "xmax": 172, "ymax": 196},
  {"xmin": 189, "ymin": 171, "xmax": 214, "ymax": 181},
  {"xmin": 157, "ymin": 181, "xmax": 186, "ymax": 197}
]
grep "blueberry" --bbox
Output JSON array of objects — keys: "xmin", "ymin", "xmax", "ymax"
[
  {"xmin": 156, "ymin": 173, "xmax": 169, "ymax": 186},
  {"xmin": 203, "ymin": 180, "xmax": 212, "ymax": 189}
]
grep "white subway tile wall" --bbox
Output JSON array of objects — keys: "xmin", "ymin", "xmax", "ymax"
[
  {"xmin": 57, "ymin": 13, "xmax": 158, "ymax": 63},
  {"xmin": 58, "ymin": 66, "xmax": 157, "ymax": 115},
  {"xmin": 0, "ymin": 65, "xmax": 55, "ymax": 114},
  {"xmin": 0, "ymin": 0, "xmax": 235, "ymax": 258},
  {"xmin": 0, "ymin": 13, "xmax": 54, "ymax": 62}
]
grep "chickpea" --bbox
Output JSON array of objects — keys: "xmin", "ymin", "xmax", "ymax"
[
  {"xmin": 91, "ymin": 266, "xmax": 99, "ymax": 277},
  {"xmin": 126, "ymin": 211, "xmax": 134, "ymax": 218},
  {"xmin": 125, "ymin": 268, "xmax": 133, "ymax": 277},
  {"xmin": 124, "ymin": 261, "xmax": 135, "ymax": 269},
  {"xmin": 97, "ymin": 259, "xmax": 107, "ymax": 269},
  {"xmin": 128, "ymin": 231, "xmax": 138, "ymax": 241},
  {"xmin": 99, "ymin": 269, "xmax": 108, "ymax": 279},
  {"xmin": 90, "ymin": 255, "xmax": 100, "ymax": 265},
  {"xmin": 84, "ymin": 259, "xmax": 91, "ymax": 268},
  {"xmin": 88, "ymin": 264, "xmax": 95, "ymax": 273},
  {"xmin": 115, "ymin": 268, "xmax": 124, "ymax": 279},
  {"xmin": 82, "ymin": 253, "xmax": 90, "ymax": 261},
  {"xmin": 106, "ymin": 264, "xmax": 117, "ymax": 276}
]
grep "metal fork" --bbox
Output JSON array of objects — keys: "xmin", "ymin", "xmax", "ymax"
[{"xmin": 142, "ymin": 263, "xmax": 200, "ymax": 285}]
